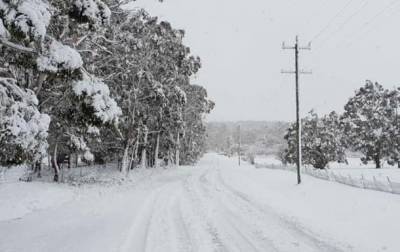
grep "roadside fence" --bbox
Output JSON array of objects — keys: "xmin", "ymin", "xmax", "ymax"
[{"xmin": 255, "ymin": 163, "xmax": 400, "ymax": 195}]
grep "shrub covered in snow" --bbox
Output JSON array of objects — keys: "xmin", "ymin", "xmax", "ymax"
[{"xmin": 0, "ymin": 78, "xmax": 50, "ymax": 165}]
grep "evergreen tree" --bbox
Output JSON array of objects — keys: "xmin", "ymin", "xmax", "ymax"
[
  {"xmin": 342, "ymin": 81, "xmax": 392, "ymax": 168},
  {"xmin": 283, "ymin": 111, "xmax": 347, "ymax": 169}
]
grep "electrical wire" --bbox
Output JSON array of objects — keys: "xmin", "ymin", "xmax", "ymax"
[
  {"xmin": 340, "ymin": 0, "xmax": 400, "ymax": 48},
  {"xmin": 309, "ymin": 0, "xmax": 356, "ymax": 42},
  {"xmin": 314, "ymin": 0, "xmax": 369, "ymax": 52}
]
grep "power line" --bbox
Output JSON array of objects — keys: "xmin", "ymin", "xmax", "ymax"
[
  {"xmin": 314, "ymin": 0, "xmax": 369, "ymax": 52},
  {"xmin": 340, "ymin": 0, "xmax": 400, "ymax": 48},
  {"xmin": 301, "ymin": 0, "xmax": 330, "ymax": 29},
  {"xmin": 310, "ymin": 0, "xmax": 356, "ymax": 42}
]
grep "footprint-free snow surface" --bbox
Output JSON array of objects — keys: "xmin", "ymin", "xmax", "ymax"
[{"xmin": 1, "ymin": 153, "xmax": 400, "ymax": 252}]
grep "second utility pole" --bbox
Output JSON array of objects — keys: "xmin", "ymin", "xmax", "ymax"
[{"xmin": 282, "ymin": 36, "xmax": 311, "ymax": 184}]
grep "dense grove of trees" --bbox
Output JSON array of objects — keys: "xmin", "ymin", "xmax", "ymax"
[
  {"xmin": 283, "ymin": 81, "xmax": 400, "ymax": 169},
  {"xmin": 0, "ymin": 0, "xmax": 214, "ymax": 181}
]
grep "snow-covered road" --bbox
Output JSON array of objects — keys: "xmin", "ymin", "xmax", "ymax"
[{"xmin": 1, "ymin": 153, "xmax": 399, "ymax": 252}]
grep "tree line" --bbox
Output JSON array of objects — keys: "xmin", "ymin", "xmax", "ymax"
[
  {"xmin": 283, "ymin": 80, "xmax": 400, "ymax": 169},
  {"xmin": 0, "ymin": 0, "xmax": 214, "ymax": 181}
]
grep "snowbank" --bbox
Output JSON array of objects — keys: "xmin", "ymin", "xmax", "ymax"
[
  {"xmin": 0, "ymin": 166, "xmax": 74, "ymax": 222},
  {"xmin": 0, "ymin": 164, "xmax": 169, "ymax": 222},
  {"xmin": 219, "ymin": 154, "xmax": 400, "ymax": 252}
]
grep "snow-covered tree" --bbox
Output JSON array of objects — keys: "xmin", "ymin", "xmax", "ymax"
[
  {"xmin": 88, "ymin": 10, "xmax": 208, "ymax": 171},
  {"xmin": 382, "ymin": 88, "xmax": 400, "ymax": 168},
  {"xmin": 1, "ymin": 1, "xmax": 213, "ymax": 179},
  {"xmin": 342, "ymin": 81, "xmax": 392, "ymax": 168},
  {"xmin": 180, "ymin": 84, "xmax": 214, "ymax": 165},
  {"xmin": 0, "ymin": 77, "xmax": 50, "ymax": 165},
  {"xmin": 283, "ymin": 111, "xmax": 347, "ymax": 169},
  {"xmin": 0, "ymin": 0, "xmax": 121, "ymax": 180}
]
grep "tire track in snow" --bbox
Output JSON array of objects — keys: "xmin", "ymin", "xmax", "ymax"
[
  {"xmin": 215, "ymin": 168, "xmax": 346, "ymax": 252},
  {"xmin": 119, "ymin": 179, "xmax": 180, "ymax": 252},
  {"xmin": 121, "ymin": 172, "xmax": 196, "ymax": 252},
  {"xmin": 119, "ymin": 188, "xmax": 160, "ymax": 252},
  {"xmin": 181, "ymin": 169, "xmax": 228, "ymax": 252},
  {"xmin": 171, "ymin": 196, "xmax": 194, "ymax": 252},
  {"xmin": 197, "ymin": 167, "xmax": 278, "ymax": 252},
  {"xmin": 190, "ymin": 168, "xmax": 276, "ymax": 252}
]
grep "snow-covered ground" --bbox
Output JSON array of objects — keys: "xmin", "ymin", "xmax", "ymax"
[
  {"xmin": 255, "ymin": 155, "xmax": 400, "ymax": 183},
  {"xmin": 1, "ymin": 153, "xmax": 400, "ymax": 252}
]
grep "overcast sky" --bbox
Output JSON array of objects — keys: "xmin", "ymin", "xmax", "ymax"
[{"xmin": 131, "ymin": 0, "xmax": 400, "ymax": 122}]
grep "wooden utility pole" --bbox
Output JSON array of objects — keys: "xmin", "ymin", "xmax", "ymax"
[{"xmin": 282, "ymin": 36, "xmax": 311, "ymax": 184}]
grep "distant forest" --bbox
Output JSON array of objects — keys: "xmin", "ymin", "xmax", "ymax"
[{"xmin": 206, "ymin": 121, "xmax": 289, "ymax": 157}]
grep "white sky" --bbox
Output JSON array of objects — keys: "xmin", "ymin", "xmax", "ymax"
[{"xmin": 131, "ymin": 0, "xmax": 400, "ymax": 122}]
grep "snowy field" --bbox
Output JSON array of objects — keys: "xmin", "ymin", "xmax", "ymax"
[
  {"xmin": 1, "ymin": 153, "xmax": 400, "ymax": 252},
  {"xmin": 255, "ymin": 155, "xmax": 400, "ymax": 183}
]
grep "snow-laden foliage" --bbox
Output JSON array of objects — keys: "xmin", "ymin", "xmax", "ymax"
[
  {"xmin": 73, "ymin": 74, "xmax": 122, "ymax": 124},
  {"xmin": 0, "ymin": 19, "xmax": 9, "ymax": 37},
  {"xmin": 342, "ymin": 81, "xmax": 393, "ymax": 168},
  {"xmin": 0, "ymin": 2, "xmax": 214, "ymax": 180},
  {"xmin": 0, "ymin": 0, "xmax": 51, "ymax": 41},
  {"xmin": 283, "ymin": 111, "xmax": 347, "ymax": 169},
  {"xmin": 0, "ymin": 78, "xmax": 50, "ymax": 165},
  {"xmin": 71, "ymin": 0, "xmax": 111, "ymax": 27},
  {"xmin": 180, "ymin": 84, "xmax": 215, "ymax": 165},
  {"xmin": 37, "ymin": 40, "xmax": 83, "ymax": 72},
  {"xmin": 173, "ymin": 85, "xmax": 187, "ymax": 104},
  {"xmin": 87, "ymin": 125, "xmax": 100, "ymax": 135},
  {"xmin": 69, "ymin": 134, "xmax": 94, "ymax": 161}
]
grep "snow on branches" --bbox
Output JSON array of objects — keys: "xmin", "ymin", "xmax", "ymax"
[
  {"xmin": 72, "ymin": 73, "xmax": 122, "ymax": 124},
  {"xmin": 0, "ymin": 19, "xmax": 9, "ymax": 37},
  {"xmin": 37, "ymin": 40, "xmax": 83, "ymax": 72},
  {"xmin": 343, "ymin": 81, "xmax": 395, "ymax": 168},
  {"xmin": 71, "ymin": 0, "xmax": 111, "ymax": 27},
  {"xmin": 0, "ymin": 77, "xmax": 50, "ymax": 165},
  {"xmin": 173, "ymin": 85, "xmax": 187, "ymax": 105},
  {"xmin": 70, "ymin": 134, "xmax": 94, "ymax": 162},
  {"xmin": 0, "ymin": 0, "xmax": 51, "ymax": 41}
]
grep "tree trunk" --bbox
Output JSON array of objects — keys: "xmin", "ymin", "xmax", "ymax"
[
  {"xmin": 175, "ymin": 132, "xmax": 180, "ymax": 166},
  {"xmin": 129, "ymin": 146, "xmax": 135, "ymax": 170},
  {"xmin": 375, "ymin": 154, "xmax": 381, "ymax": 169},
  {"xmin": 121, "ymin": 138, "xmax": 134, "ymax": 174},
  {"xmin": 51, "ymin": 143, "xmax": 60, "ymax": 182},
  {"xmin": 34, "ymin": 160, "xmax": 42, "ymax": 178},
  {"xmin": 141, "ymin": 128, "xmax": 149, "ymax": 168},
  {"xmin": 154, "ymin": 133, "xmax": 160, "ymax": 168},
  {"xmin": 133, "ymin": 138, "xmax": 139, "ymax": 168}
]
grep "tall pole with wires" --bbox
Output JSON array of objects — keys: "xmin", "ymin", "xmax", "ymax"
[{"xmin": 282, "ymin": 36, "xmax": 311, "ymax": 184}]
